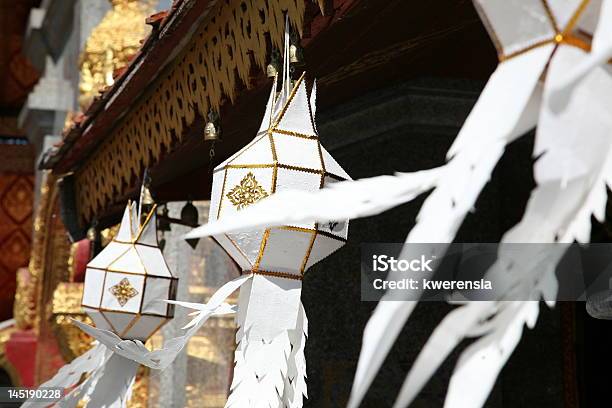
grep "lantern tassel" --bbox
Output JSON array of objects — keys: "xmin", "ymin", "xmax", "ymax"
[
  {"xmin": 226, "ymin": 275, "xmax": 307, "ymax": 408},
  {"xmin": 85, "ymin": 352, "xmax": 140, "ymax": 408},
  {"xmin": 282, "ymin": 302, "xmax": 308, "ymax": 408},
  {"xmin": 23, "ymin": 344, "xmax": 138, "ymax": 408},
  {"xmin": 22, "ymin": 342, "xmax": 109, "ymax": 408}
]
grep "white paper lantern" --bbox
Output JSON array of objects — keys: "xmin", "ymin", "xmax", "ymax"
[
  {"xmin": 207, "ymin": 75, "xmax": 350, "ymax": 346},
  {"xmin": 209, "ymin": 73, "xmax": 349, "ymax": 279},
  {"xmin": 81, "ymin": 203, "xmax": 178, "ymax": 341},
  {"xmin": 27, "ymin": 197, "xmax": 234, "ymax": 407}
]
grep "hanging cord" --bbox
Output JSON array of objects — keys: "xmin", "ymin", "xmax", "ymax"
[{"xmin": 208, "ymin": 139, "xmax": 216, "ymax": 175}]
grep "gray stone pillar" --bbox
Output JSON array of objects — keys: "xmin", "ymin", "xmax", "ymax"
[{"xmin": 18, "ymin": 55, "xmax": 74, "ymax": 209}]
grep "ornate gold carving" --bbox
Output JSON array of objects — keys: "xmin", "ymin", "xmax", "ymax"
[
  {"xmin": 26, "ymin": 170, "xmax": 75, "ymax": 384},
  {"xmin": 52, "ymin": 282, "xmax": 86, "ymax": 314},
  {"xmin": 100, "ymin": 223, "xmax": 121, "ymax": 247},
  {"xmin": 109, "ymin": 278, "xmax": 139, "ymax": 306},
  {"xmin": 79, "ymin": 0, "xmax": 154, "ymax": 108},
  {"xmin": 75, "ymin": 0, "xmax": 326, "ymax": 224},
  {"xmin": 226, "ymin": 172, "xmax": 269, "ymax": 210},
  {"xmin": 13, "ymin": 268, "xmax": 36, "ymax": 329},
  {"xmin": 51, "ymin": 283, "xmax": 94, "ymax": 361},
  {"xmin": 14, "ymin": 171, "xmax": 57, "ymax": 331}
]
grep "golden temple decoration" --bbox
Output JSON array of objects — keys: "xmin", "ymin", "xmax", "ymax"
[
  {"xmin": 226, "ymin": 172, "xmax": 269, "ymax": 210},
  {"xmin": 14, "ymin": 172, "xmax": 57, "ymax": 331},
  {"xmin": 79, "ymin": 0, "xmax": 154, "ymax": 109},
  {"xmin": 13, "ymin": 268, "xmax": 36, "ymax": 330},
  {"xmin": 24, "ymin": 171, "xmax": 74, "ymax": 383},
  {"xmin": 101, "ymin": 223, "xmax": 121, "ymax": 247},
  {"xmin": 109, "ymin": 278, "xmax": 139, "ymax": 306},
  {"xmin": 51, "ymin": 283, "xmax": 93, "ymax": 361},
  {"xmin": 75, "ymin": 0, "xmax": 328, "ymax": 225}
]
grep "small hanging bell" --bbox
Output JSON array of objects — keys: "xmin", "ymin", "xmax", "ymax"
[
  {"xmin": 139, "ymin": 169, "xmax": 155, "ymax": 224},
  {"xmin": 267, "ymin": 63, "xmax": 278, "ymax": 78},
  {"xmin": 289, "ymin": 44, "xmax": 299, "ymax": 63},
  {"xmin": 204, "ymin": 121, "xmax": 218, "ymax": 141},
  {"xmin": 181, "ymin": 201, "xmax": 200, "ymax": 249},
  {"xmin": 180, "ymin": 201, "xmax": 199, "ymax": 227},
  {"xmin": 204, "ymin": 110, "xmax": 221, "ymax": 141},
  {"xmin": 140, "ymin": 185, "xmax": 154, "ymax": 207},
  {"xmin": 157, "ymin": 205, "xmax": 171, "ymax": 232}
]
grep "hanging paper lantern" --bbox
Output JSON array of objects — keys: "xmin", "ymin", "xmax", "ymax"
[
  {"xmin": 209, "ymin": 74, "xmax": 349, "ymax": 284},
  {"xmin": 196, "ymin": 20, "xmax": 350, "ymax": 407},
  {"xmin": 81, "ymin": 202, "xmax": 178, "ymax": 341},
  {"xmin": 24, "ymin": 200, "xmax": 186, "ymax": 408}
]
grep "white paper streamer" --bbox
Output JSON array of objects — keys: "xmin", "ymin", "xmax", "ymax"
[
  {"xmin": 86, "ymin": 352, "xmax": 140, "ymax": 408},
  {"xmin": 184, "ymin": 169, "xmax": 441, "ymax": 239},
  {"xmin": 224, "ymin": 274, "xmax": 304, "ymax": 408},
  {"xmin": 283, "ymin": 302, "xmax": 308, "ymax": 408},
  {"xmin": 21, "ymin": 343, "xmax": 109, "ymax": 408}
]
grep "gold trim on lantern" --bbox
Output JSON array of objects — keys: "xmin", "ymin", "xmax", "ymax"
[
  {"xmin": 478, "ymin": 0, "xmax": 593, "ymax": 62},
  {"xmin": 301, "ymin": 227, "xmax": 318, "ymax": 274},
  {"xmin": 223, "ymin": 164, "xmax": 276, "ymax": 170},
  {"xmin": 249, "ymin": 270, "xmax": 303, "ymax": 281},
  {"xmin": 252, "ymin": 228, "xmax": 271, "ymax": 272},
  {"xmin": 120, "ymin": 314, "xmax": 141, "ymax": 338},
  {"xmin": 273, "ymin": 128, "xmax": 317, "ymax": 139},
  {"xmin": 83, "ymin": 305, "xmax": 173, "ymax": 319},
  {"xmin": 87, "ymin": 267, "xmax": 177, "ymax": 280},
  {"xmin": 216, "ymin": 169, "xmax": 229, "ymax": 219},
  {"xmin": 268, "ymin": 132, "xmax": 278, "ymax": 161},
  {"xmin": 272, "ymin": 72, "xmax": 307, "ymax": 128},
  {"xmin": 214, "ymin": 162, "xmax": 348, "ymax": 181}
]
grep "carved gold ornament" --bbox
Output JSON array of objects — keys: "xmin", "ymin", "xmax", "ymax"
[
  {"xmin": 109, "ymin": 278, "xmax": 139, "ymax": 306},
  {"xmin": 79, "ymin": 0, "xmax": 154, "ymax": 109},
  {"xmin": 51, "ymin": 283, "xmax": 93, "ymax": 361},
  {"xmin": 226, "ymin": 172, "xmax": 269, "ymax": 210}
]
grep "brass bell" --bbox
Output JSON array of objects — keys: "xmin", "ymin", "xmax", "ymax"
[
  {"xmin": 87, "ymin": 226, "xmax": 97, "ymax": 241},
  {"xmin": 289, "ymin": 45, "xmax": 299, "ymax": 63},
  {"xmin": 267, "ymin": 63, "xmax": 278, "ymax": 78},
  {"xmin": 204, "ymin": 121, "xmax": 218, "ymax": 141},
  {"xmin": 140, "ymin": 185, "xmax": 154, "ymax": 206}
]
